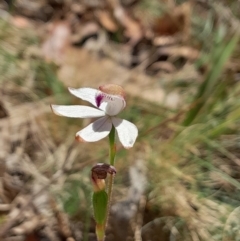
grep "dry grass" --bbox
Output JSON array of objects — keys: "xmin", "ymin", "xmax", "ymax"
[{"xmin": 0, "ymin": 1, "xmax": 240, "ymax": 240}]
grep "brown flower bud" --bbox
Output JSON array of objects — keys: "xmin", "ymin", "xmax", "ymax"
[
  {"xmin": 91, "ymin": 163, "xmax": 116, "ymax": 179},
  {"xmin": 91, "ymin": 163, "xmax": 116, "ymax": 192}
]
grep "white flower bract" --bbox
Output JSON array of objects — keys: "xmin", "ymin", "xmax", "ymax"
[{"xmin": 51, "ymin": 87, "xmax": 138, "ymax": 148}]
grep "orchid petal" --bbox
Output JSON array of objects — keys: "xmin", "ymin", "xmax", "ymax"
[
  {"xmin": 112, "ymin": 117, "xmax": 138, "ymax": 148},
  {"xmin": 68, "ymin": 87, "xmax": 99, "ymax": 107},
  {"xmin": 96, "ymin": 93, "xmax": 126, "ymax": 116},
  {"xmin": 76, "ymin": 116, "xmax": 112, "ymax": 142},
  {"xmin": 51, "ymin": 105, "xmax": 105, "ymax": 118}
]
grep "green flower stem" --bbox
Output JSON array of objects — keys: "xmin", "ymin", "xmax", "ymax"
[
  {"xmin": 109, "ymin": 126, "xmax": 116, "ymax": 166},
  {"xmin": 93, "ymin": 126, "xmax": 117, "ymax": 241},
  {"xmin": 105, "ymin": 126, "xmax": 117, "ymax": 228},
  {"xmin": 96, "ymin": 224, "xmax": 105, "ymax": 241},
  {"xmin": 105, "ymin": 173, "xmax": 115, "ymax": 227}
]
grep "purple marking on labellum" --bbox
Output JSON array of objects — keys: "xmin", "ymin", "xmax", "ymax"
[
  {"xmin": 95, "ymin": 94, "xmax": 104, "ymax": 107},
  {"xmin": 95, "ymin": 93, "xmax": 114, "ymax": 107}
]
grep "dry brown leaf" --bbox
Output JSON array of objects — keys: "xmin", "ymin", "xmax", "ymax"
[
  {"xmin": 71, "ymin": 21, "xmax": 100, "ymax": 45},
  {"xmin": 11, "ymin": 16, "xmax": 32, "ymax": 28},
  {"xmin": 25, "ymin": 233, "xmax": 40, "ymax": 241},
  {"xmin": 0, "ymin": 204, "xmax": 10, "ymax": 212},
  {"xmin": 70, "ymin": 3, "xmax": 86, "ymax": 14},
  {"xmin": 152, "ymin": 2, "xmax": 191, "ymax": 42},
  {"xmin": 42, "ymin": 21, "xmax": 71, "ymax": 65},
  {"xmin": 12, "ymin": 216, "xmax": 40, "ymax": 235},
  {"xmin": 148, "ymin": 61, "xmax": 176, "ymax": 74},
  {"xmin": 0, "ymin": 101, "xmax": 8, "ymax": 119},
  {"xmin": 121, "ymin": 0, "xmax": 139, "ymax": 6},
  {"xmin": 153, "ymin": 35, "xmax": 181, "ymax": 46},
  {"xmin": 107, "ymin": 0, "xmax": 143, "ymax": 45},
  {"xmin": 158, "ymin": 46, "xmax": 200, "ymax": 61},
  {"xmin": 95, "ymin": 10, "xmax": 118, "ymax": 32},
  {"xmin": 115, "ymin": 7, "xmax": 143, "ymax": 45}
]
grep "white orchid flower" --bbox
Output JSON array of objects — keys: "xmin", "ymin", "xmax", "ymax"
[{"xmin": 51, "ymin": 84, "xmax": 138, "ymax": 148}]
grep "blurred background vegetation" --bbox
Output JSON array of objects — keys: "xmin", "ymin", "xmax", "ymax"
[{"xmin": 0, "ymin": 0, "xmax": 240, "ymax": 240}]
